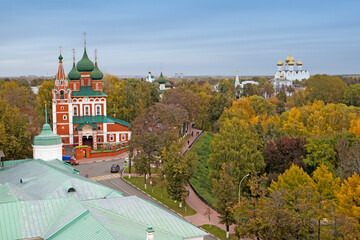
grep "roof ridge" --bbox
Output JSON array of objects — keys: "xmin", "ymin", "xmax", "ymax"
[{"xmin": 82, "ymin": 200, "xmax": 184, "ymax": 239}]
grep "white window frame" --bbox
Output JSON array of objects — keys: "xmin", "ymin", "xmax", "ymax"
[
  {"xmin": 84, "ymin": 106, "xmax": 90, "ymax": 116},
  {"xmin": 63, "ymin": 115, "xmax": 67, "ymax": 120},
  {"xmin": 121, "ymin": 134, "xmax": 126, "ymax": 141},
  {"xmin": 96, "ymin": 105, "xmax": 101, "ymax": 115},
  {"xmin": 109, "ymin": 134, "xmax": 114, "ymax": 141}
]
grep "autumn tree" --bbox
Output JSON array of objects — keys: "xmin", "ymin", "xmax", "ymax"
[
  {"xmin": 263, "ymin": 136, "xmax": 306, "ymax": 175},
  {"xmin": 36, "ymin": 80, "xmax": 54, "ymax": 125},
  {"xmin": 336, "ymin": 172, "xmax": 360, "ymax": 237},
  {"xmin": 306, "ymin": 74, "xmax": 347, "ymax": 104}
]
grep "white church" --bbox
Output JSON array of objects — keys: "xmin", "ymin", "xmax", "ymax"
[{"xmin": 272, "ymin": 53, "xmax": 310, "ymax": 93}]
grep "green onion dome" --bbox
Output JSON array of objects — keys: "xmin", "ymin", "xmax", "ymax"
[
  {"xmin": 68, "ymin": 62, "xmax": 81, "ymax": 80},
  {"xmin": 156, "ymin": 72, "xmax": 166, "ymax": 84},
  {"xmin": 58, "ymin": 54, "xmax": 63, "ymax": 60},
  {"xmin": 165, "ymin": 81, "xmax": 171, "ymax": 88},
  {"xmin": 90, "ymin": 62, "xmax": 103, "ymax": 80},
  {"xmin": 76, "ymin": 48, "xmax": 95, "ymax": 72}
]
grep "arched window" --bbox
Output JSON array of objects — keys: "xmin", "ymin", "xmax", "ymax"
[
  {"xmin": 96, "ymin": 105, "xmax": 101, "ymax": 115},
  {"xmin": 73, "ymin": 106, "xmax": 78, "ymax": 116},
  {"xmin": 88, "ymin": 79, "xmax": 90, "ymax": 86},
  {"xmin": 96, "ymin": 83, "xmax": 98, "ymax": 90},
  {"xmin": 109, "ymin": 135, "xmax": 114, "ymax": 141},
  {"xmin": 121, "ymin": 134, "xmax": 126, "ymax": 141},
  {"xmin": 81, "ymin": 79, "xmax": 84, "ymax": 86},
  {"xmin": 68, "ymin": 187, "xmax": 76, "ymax": 193},
  {"xmin": 60, "ymin": 91, "xmax": 64, "ymax": 99},
  {"xmin": 63, "ymin": 115, "xmax": 67, "ymax": 120},
  {"xmin": 84, "ymin": 106, "xmax": 90, "ymax": 116}
]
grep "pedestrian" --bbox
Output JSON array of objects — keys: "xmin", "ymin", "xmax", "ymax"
[{"xmin": 187, "ymin": 140, "xmax": 190, "ymax": 145}]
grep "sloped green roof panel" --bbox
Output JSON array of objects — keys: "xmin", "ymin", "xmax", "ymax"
[
  {"xmin": 76, "ymin": 121, "xmax": 99, "ymax": 131},
  {"xmin": 33, "ymin": 124, "xmax": 62, "ymax": 146},
  {"xmin": 72, "ymin": 86, "xmax": 107, "ymax": 97},
  {"xmin": 0, "ymin": 183, "xmax": 40, "ymax": 203},
  {"xmin": 73, "ymin": 115, "xmax": 130, "ymax": 127}
]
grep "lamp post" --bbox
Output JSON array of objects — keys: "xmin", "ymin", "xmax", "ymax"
[{"xmin": 238, "ymin": 173, "xmax": 250, "ymax": 203}]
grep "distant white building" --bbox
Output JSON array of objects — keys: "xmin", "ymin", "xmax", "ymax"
[
  {"xmin": 146, "ymin": 71, "xmax": 155, "ymax": 83},
  {"xmin": 272, "ymin": 53, "xmax": 310, "ymax": 93}
]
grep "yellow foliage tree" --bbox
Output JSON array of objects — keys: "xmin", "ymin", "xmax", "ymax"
[{"xmin": 349, "ymin": 118, "xmax": 360, "ymax": 137}]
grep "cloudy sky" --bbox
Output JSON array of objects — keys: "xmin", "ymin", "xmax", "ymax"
[{"xmin": 0, "ymin": 0, "xmax": 359, "ymax": 77}]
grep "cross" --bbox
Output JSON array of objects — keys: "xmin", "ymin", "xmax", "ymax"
[
  {"xmin": 161, "ymin": 62, "xmax": 162, "ymax": 72},
  {"xmin": 59, "ymin": 46, "xmax": 62, "ymax": 55},
  {"xmin": 84, "ymin": 32, "xmax": 87, "ymax": 47},
  {"xmin": 95, "ymin": 48, "xmax": 98, "ymax": 63},
  {"xmin": 72, "ymin": 48, "xmax": 76, "ymax": 62}
]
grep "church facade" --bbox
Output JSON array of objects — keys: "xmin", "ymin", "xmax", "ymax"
[
  {"xmin": 52, "ymin": 42, "xmax": 131, "ymax": 150},
  {"xmin": 272, "ymin": 53, "xmax": 310, "ymax": 93}
]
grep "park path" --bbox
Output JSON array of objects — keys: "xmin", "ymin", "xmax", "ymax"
[{"xmin": 182, "ymin": 125, "xmax": 236, "ymax": 234}]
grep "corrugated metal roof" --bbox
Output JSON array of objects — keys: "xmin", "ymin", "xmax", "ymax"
[
  {"xmin": 0, "ymin": 159, "xmax": 123, "ymax": 201},
  {"xmin": 73, "ymin": 115, "xmax": 130, "ymax": 127},
  {"xmin": 0, "ymin": 183, "xmax": 40, "ymax": 203},
  {"xmin": 84, "ymin": 196, "xmax": 207, "ymax": 239}
]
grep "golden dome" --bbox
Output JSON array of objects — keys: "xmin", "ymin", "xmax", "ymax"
[
  {"xmin": 288, "ymin": 59, "xmax": 295, "ymax": 66},
  {"xmin": 277, "ymin": 59, "xmax": 283, "ymax": 66},
  {"xmin": 297, "ymin": 59, "xmax": 302, "ymax": 65},
  {"xmin": 280, "ymin": 73, "xmax": 284, "ymax": 78},
  {"xmin": 285, "ymin": 53, "xmax": 294, "ymax": 63}
]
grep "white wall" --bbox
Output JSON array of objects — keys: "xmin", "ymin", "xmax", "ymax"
[{"xmin": 33, "ymin": 143, "xmax": 63, "ymax": 161}]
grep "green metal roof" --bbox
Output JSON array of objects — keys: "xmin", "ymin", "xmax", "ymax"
[
  {"xmin": 90, "ymin": 62, "xmax": 104, "ymax": 80},
  {"xmin": 33, "ymin": 124, "xmax": 62, "ymax": 146},
  {"xmin": 76, "ymin": 48, "xmax": 95, "ymax": 72},
  {"xmin": 73, "ymin": 115, "xmax": 130, "ymax": 127},
  {"xmin": 72, "ymin": 86, "xmax": 107, "ymax": 97},
  {"xmin": 0, "ymin": 159, "xmax": 123, "ymax": 201},
  {"xmin": 68, "ymin": 62, "xmax": 81, "ymax": 80},
  {"xmin": 75, "ymin": 121, "xmax": 99, "ymax": 131},
  {"xmin": 0, "ymin": 183, "xmax": 40, "ymax": 203}
]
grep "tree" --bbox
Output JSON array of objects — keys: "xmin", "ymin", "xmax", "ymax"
[
  {"xmin": 263, "ymin": 136, "xmax": 306, "ymax": 175},
  {"xmin": 270, "ymin": 165, "xmax": 317, "ymax": 239},
  {"xmin": 304, "ymin": 136, "xmax": 336, "ymax": 173},
  {"xmin": 343, "ymin": 83, "xmax": 360, "ymax": 107},
  {"xmin": 306, "ymin": 74, "xmax": 347, "ymax": 104},
  {"xmin": 0, "ymin": 99, "xmax": 32, "ymax": 160},
  {"xmin": 312, "ymin": 164, "xmax": 340, "ymax": 240},
  {"xmin": 36, "ymin": 80, "xmax": 54, "ymax": 124},
  {"xmin": 242, "ymin": 83, "xmax": 259, "ymax": 97},
  {"xmin": 213, "ymin": 163, "xmax": 236, "ymax": 239},
  {"xmin": 162, "ymin": 143, "xmax": 197, "ymax": 207},
  {"xmin": 209, "ymin": 117, "xmax": 265, "ymax": 186},
  {"xmin": 336, "ymin": 172, "xmax": 360, "ymax": 236},
  {"xmin": 336, "ymin": 139, "xmax": 360, "ymax": 180}
]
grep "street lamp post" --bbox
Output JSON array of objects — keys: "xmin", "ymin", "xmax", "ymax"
[{"xmin": 238, "ymin": 173, "xmax": 250, "ymax": 203}]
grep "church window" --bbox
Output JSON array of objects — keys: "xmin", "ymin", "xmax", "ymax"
[
  {"xmin": 98, "ymin": 138, "xmax": 101, "ymax": 142},
  {"xmin": 81, "ymin": 79, "xmax": 84, "ymax": 86},
  {"xmin": 73, "ymin": 106, "xmax": 78, "ymax": 116},
  {"xmin": 63, "ymin": 115, "xmax": 67, "ymax": 120},
  {"xmin": 96, "ymin": 105, "xmax": 101, "ymax": 115},
  {"xmin": 84, "ymin": 106, "xmax": 90, "ymax": 116},
  {"xmin": 61, "ymin": 106, "xmax": 64, "ymax": 110},
  {"xmin": 73, "ymin": 84, "xmax": 76, "ymax": 91},
  {"xmin": 96, "ymin": 83, "xmax": 98, "ymax": 90},
  {"xmin": 88, "ymin": 79, "xmax": 90, "ymax": 86},
  {"xmin": 60, "ymin": 91, "xmax": 64, "ymax": 99},
  {"xmin": 121, "ymin": 134, "xmax": 126, "ymax": 141},
  {"xmin": 110, "ymin": 135, "xmax": 114, "ymax": 141}
]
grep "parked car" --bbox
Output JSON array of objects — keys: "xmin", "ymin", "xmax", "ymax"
[
  {"xmin": 62, "ymin": 156, "xmax": 79, "ymax": 165},
  {"xmin": 111, "ymin": 164, "xmax": 120, "ymax": 173}
]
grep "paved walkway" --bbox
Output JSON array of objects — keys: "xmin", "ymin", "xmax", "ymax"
[{"xmin": 79, "ymin": 151, "xmax": 129, "ymax": 164}]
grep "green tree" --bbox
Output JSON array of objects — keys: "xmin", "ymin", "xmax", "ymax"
[
  {"xmin": 36, "ymin": 80, "xmax": 54, "ymax": 124},
  {"xmin": 306, "ymin": 74, "xmax": 347, "ymax": 104},
  {"xmin": 304, "ymin": 136, "xmax": 336, "ymax": 173},
  {"xmin": 0, "ymin": 99, "xmax": 32, "ymax": 160},
  {"xmin": 213, "ymin": 163, "xmax": 236, "ymax": 239},
  {"xmin": 343, "ymin": 83, "xmax": 360, "ymax": 107},
  {"xmin": 209, "ymin": 117, "xmax": 265, "ymax": 186},
  {"xmin": 242, "ymin": 83, "xmax": 259, "ymax": 97}
]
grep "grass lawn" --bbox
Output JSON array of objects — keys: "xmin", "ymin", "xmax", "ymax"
[
  {"xmin": 189, "ymin": 132, "xmax": 216, "ymax": 206},
  {"xmin": 201, "ymin": 224, "xmax": 237, "ymax": 240},
  {"xmin": 124, "ymin": 176, "xmax": 196, "ymax": 216}
]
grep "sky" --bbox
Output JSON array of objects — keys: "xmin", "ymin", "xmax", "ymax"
[{"xmin": 0, "ymin": 0, "xmax": 359, "ymax": 77}]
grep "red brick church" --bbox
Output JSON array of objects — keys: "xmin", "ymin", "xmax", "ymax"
[{"xmin": 52, "ymin": 41, "xmax": 131, "ymax": 150}]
